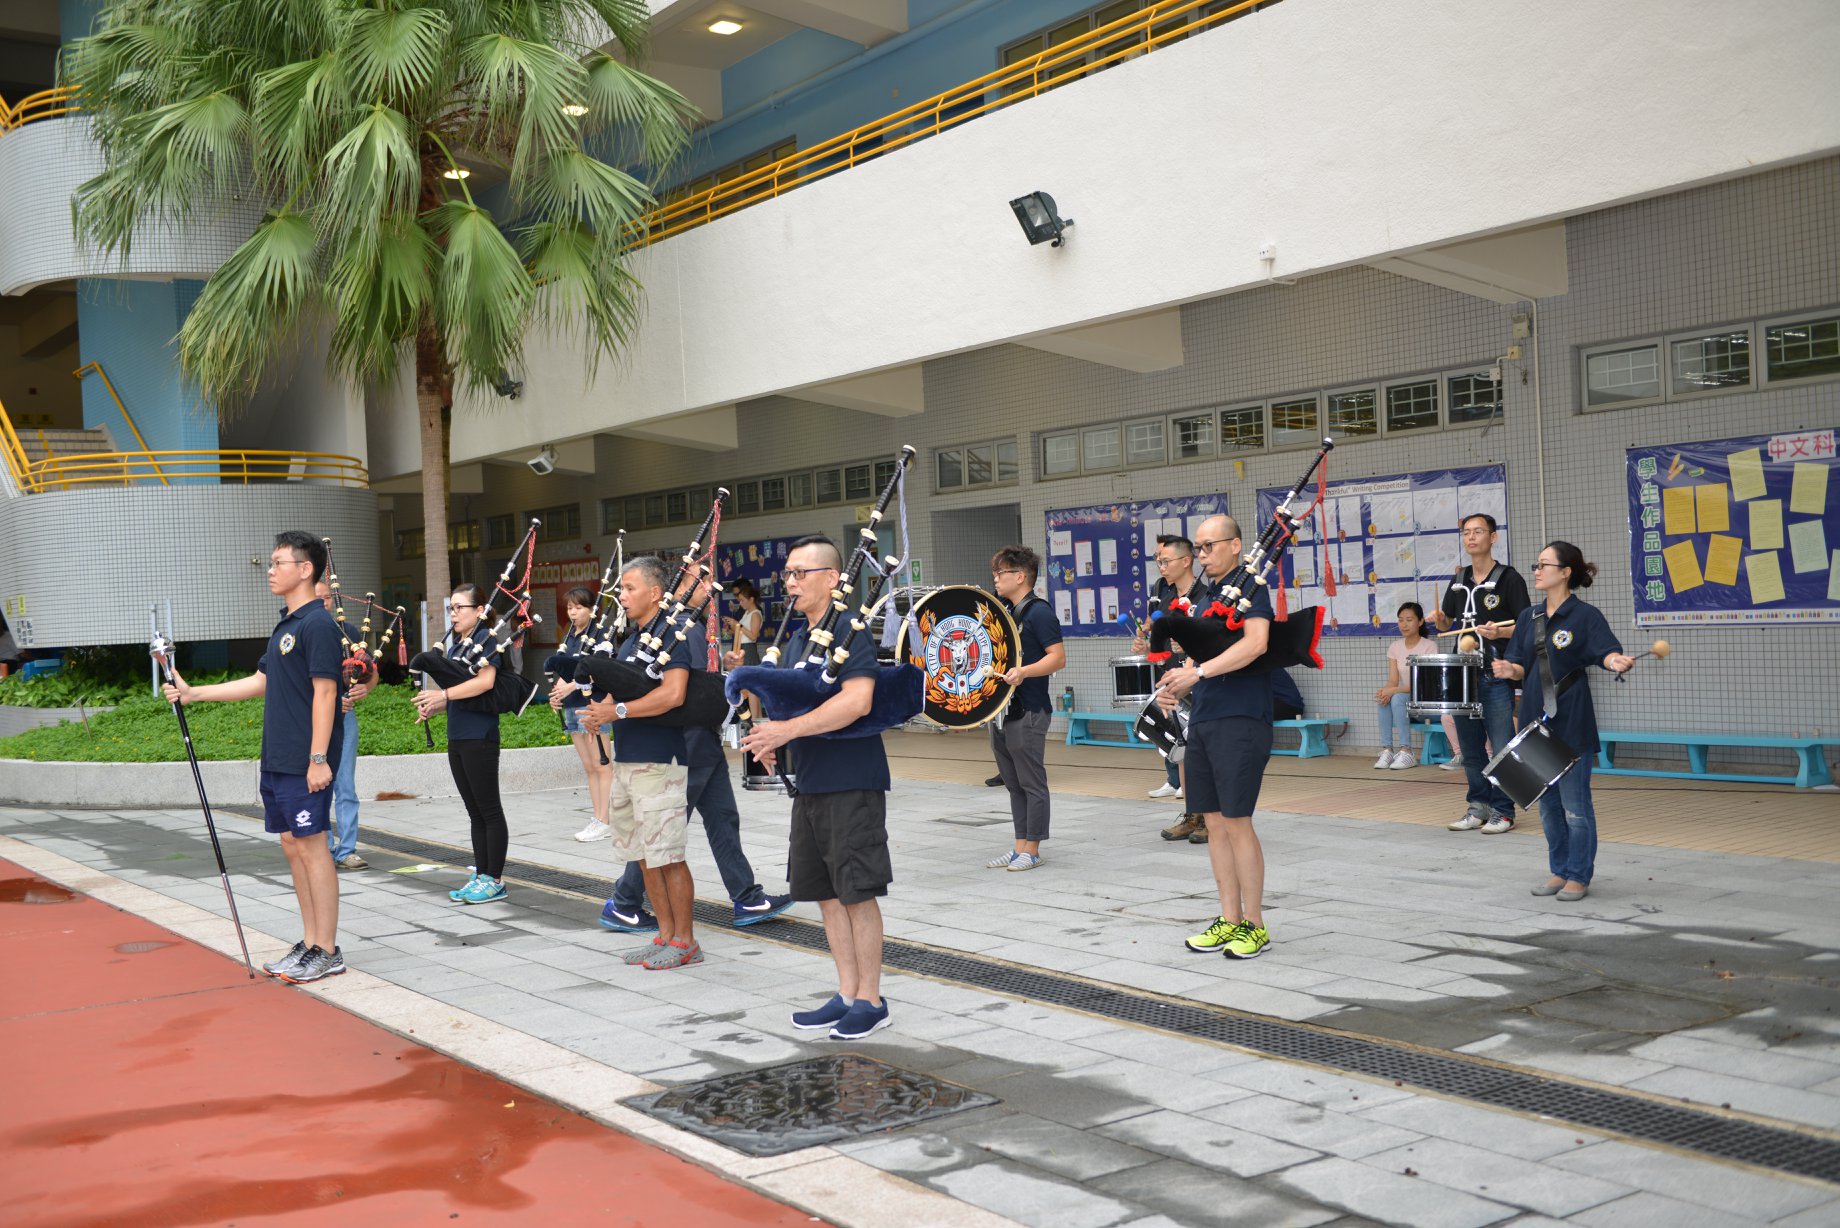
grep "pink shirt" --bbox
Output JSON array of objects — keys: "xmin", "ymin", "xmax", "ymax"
[{"xmin": 1386, "ymin": 636, "xmax": 1428, "ymax": 686}]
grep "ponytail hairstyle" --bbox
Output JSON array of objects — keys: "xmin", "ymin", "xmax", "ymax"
[
  {"xmin": 563, "ymin": 585, "xmax": 595, "ymax": 609},
  {"xmin": 1545, "ymin": 541, "xmax": 1597, "ymax": 589},
  {"xmin": 452, "ymin": 582, "xmax": 500, "ymax": 627}
]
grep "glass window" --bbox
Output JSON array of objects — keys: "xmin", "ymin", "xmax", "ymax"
[
  {"xmin": 966, "ymin": 443, "xmax": 993, "ymax": 486},
  {"xmin": 1385, "ymin": 381, "xmax": 1439, "ymax": 433},
  {"xmin": 1584, "ymin": 344, "xmax": 1662, "ymax": 407},
  {"xmin": 448, "ymin": 521, "xmax": 479, "ymax": 552},
  {"xmin": 599, "ymin": 499, "xmax": 619, "ymax": 535},
  {"xmin": 1220, "ymin": 405, "xmax": 1265, "ymax": 452},
  {"xmin": 1270, "ymin": 397, "xmax": 1319, "ymax": 448},
  {"xmin": 996, "ymin": 440, "xmax": 1019, "ymax": 483},
  {"xmin": 816, "ymin": 468, "xmax": 842, "ymax": 503},
  {"xmin": 666, "ymin": 491, "xmax": 689, "ymax": 522},
  {"xmin": 937, "ymin": 449, "xmax": 963, "ymax": 489},
  {"xmin": 1042, "ymin": 431, "xmax": 1078, "ymax": 476},
  {"xmin": 644, "ymin": 494, "xmax": 666, "ymax": 525},
  {"xmin": 689, "ymin": 487, "xmax": 712, "ymax": 521},
  {"xmin": 1171, "ymin": 411, "xmax": 1215, "ymax": 460},
  {"xmin": 874, "ymin": 459, "xmax": 898, "ymax": 490},
  {"xmin": 397, "ymin": 528, "xmax": 424, "ymax": 559},
  {"xmin": 1326, "ymin": 389, "xmax": 1377, "ymax": 437},
  {"xmin": 760, "ymin": 477, "xmax": 786, "ymax": 511},
  {"xmin": 788, "ymin": 473, "xmax": 813, "ymax": 507},
  {"xmin": 1125, "ymin": 418, "xmax": 1165, "ymax": 466},
  {"xmin": 624, "ymin": 496, "xmax": 644, "ymax": 529},
  {"xmin": 1764, "ymin": 314, "xmax": 1840, "ymax": 383},
  {"xmin": 845, "ymin": 465, "xmax": 872, "ymax": 501},
  {"xmin": 1448, "ymin": 371, "xmax": 1501, "ymax": 425},
  {"xmin": 489, "ymin": 513, "xmax": 515, "ymax": 547},
  {"xmin": 735, "ymin": 482, "xmax": 760, "ymax": 515},
  {"xmin": 1671, "ymin": 330, "xmax": 1751, "ymax": 394},
  {"xmin": 1082, "ymin": 424, "xmax": 1121, "ymax": 470}
]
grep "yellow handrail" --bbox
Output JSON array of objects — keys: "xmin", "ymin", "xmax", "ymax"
[
  {"xmin": 0, "ymin": 396, "xmax": 34, "ymax": 488},
  {"xmin": 627, "ymin": 0, "xmax": 1275, "ymax": 247},
  {"xmin": 10, "ymin": 447, "xmax": 368, "ymax": 493},
  {"xmin": 73, "ymin": 361, "xmax": 169, "ymax": 485},
  {"xmin": 0, "ymin": 85, "xmax": 82, "ymax": 134}
]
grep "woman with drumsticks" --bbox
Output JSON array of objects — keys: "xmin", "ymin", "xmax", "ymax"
[{"xmin": 1491, "ymin": 543, "xmax": 1635, "ymax": 902}]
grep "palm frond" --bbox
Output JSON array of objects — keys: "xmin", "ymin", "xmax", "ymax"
[
  {"xmin": 580, "ymin": 52, "xmax": 700, "ymax": 171},
  {"xmin": 252, "ymin": 53, "xmax": 352, "ymax": 190},
  {"xmin": 327, "ymin": 214, "xmax": 439, "ymax": 386},
  {"xmin": 520, "ymin": 218, "xmax": 640, "ymax": 375},
  {"xmin": 427, "ymin": 199, "xmax": 532, "ymax": 390},
  {"xmin": 341, "ymin": 6, "xmax": 451, "ymax": 112},
  {"xmin": 517, "ymin": 145, "xmax": 652, "ymax": 226},
  {"xmin": 73, "ymin": 92, "xmax": 252, "ymax": 262},
  {"xmin": 177, "ymin": 209, "xmax": 321, "ymax": 410},
  {"xmin": 317, "ymin": 103, "xmax": 420, "ymax": 249},
  {"xmin": 457, "ymin": 33, "xmax": 584, "ymax": 180}
]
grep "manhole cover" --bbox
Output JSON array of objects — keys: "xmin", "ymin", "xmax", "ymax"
[{"xmin": 624, "ymin": 1054, "xmax": 998, "ymax": 1156}]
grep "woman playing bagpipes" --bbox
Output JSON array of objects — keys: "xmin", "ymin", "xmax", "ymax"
[
  {"xmin": 549, "ymin": 585, "xmax": 615, "ymax": 843},
  {"xmin": 413, "ymin": 583, "xmax": 513, "ymax": 905}
]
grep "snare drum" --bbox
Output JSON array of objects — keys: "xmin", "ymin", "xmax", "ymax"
[
  {"xmin": 1483, "ymin": 721, "xmax": 1579, "ymax": 809},
  {"xmin": 1110, "ymin": 654, "xmax": 1167, "ymax": 708},
  {"xmin": 1133, "ymin": 692, "xmax": 1191, "ymax": 764},
  {"xmin": 1407, "ymin": 652, "xmax": 1483, "ymax": 718},
  {"xmin": 741, "ymin": 746, "xmax": 795, "ymax": 794}
]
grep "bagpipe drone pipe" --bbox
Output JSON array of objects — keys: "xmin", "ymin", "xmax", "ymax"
[
  {"xmin": 725, "ymin": 446, "xmax": 927, "ymax": 738},
  {"xmin": 320, "ymin": 537, "xmax": 407, "ymax": 687},
  {"xmin": 1145, "ymin": 438, "xmax": 1335, "ymax": 675},
  {"xmin": 407, "ymin": 519, "xmax": 544, "ymax": 717}
]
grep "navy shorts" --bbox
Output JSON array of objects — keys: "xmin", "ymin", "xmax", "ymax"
[
  {"xmin": 1185, "ymin": 717, "xmax": 1274, "ymax": 818},
  {"xmin": 788, "ymin": 789, "xmax": 891, "ymax": 905},
  {"xmin": 260, "ymin": 769, "xmax": 333, "ymax": 837}
]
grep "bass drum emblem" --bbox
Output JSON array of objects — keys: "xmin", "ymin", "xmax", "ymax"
[{"xmin": 907, "ymin": 585, "xmax": 1018, "ymax": 729}]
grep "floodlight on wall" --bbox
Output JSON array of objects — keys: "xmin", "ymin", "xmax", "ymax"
[
  {"xmin": 528, "ymin": 446, "xmax": 558, "ymax": 476},
  {"xmin": 1010, "ymin": 192, "xmax": 1072, "ymax": 247}
]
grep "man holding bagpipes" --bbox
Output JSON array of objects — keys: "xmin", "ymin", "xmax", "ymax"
[
  {"xmin": 581, "ymin": 555, "xmax": 704, "ymax": 970},
  {"xmin": 162, "ymin": 532, "xmax": 348, "ymax": 983}
]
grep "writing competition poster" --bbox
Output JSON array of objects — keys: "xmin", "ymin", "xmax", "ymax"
[
  {"xmin": 1626, "ymin": 429, "xmax": 1839, "ymax": 626},
  {"xmin": 1044, "ymin": 493, "xmax": 1229, "ymax": 638}
]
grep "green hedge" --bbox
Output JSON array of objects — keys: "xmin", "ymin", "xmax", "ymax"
[{"xmin": 0, "ymin": 681, "xmax": 572, "ymax": 763}]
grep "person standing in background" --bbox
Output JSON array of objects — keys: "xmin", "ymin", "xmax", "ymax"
[
  {"xmin": 316, "ymin": 580, "xmax": 373, "ymax": 870},
  {"xmin": 985, "ymin": 546, "xmax": 1066, "ymax": 873},
  {"xmin": 1433, "ymin": 513, "xmax": 1529, "ymax": 834}
]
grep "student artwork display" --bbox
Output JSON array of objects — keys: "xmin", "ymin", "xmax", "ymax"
[
  {"xmin": 712, "ymin": 535, "xmax": 800, "ymax": 629},
  {"xmin": 1044, "ymin": 493, "xmax": 1230, "ymax": 638},
  {"xmin": 1625, "ymin": 429, "xmax": 1839, "ymax": 626},
  {"xmin": 528, "ymin": 556, "xmax": 602, "ymax": 646},
  {"xmin": 1256, "ymin": 464, "xmax": 1509, "ymax": 638}
]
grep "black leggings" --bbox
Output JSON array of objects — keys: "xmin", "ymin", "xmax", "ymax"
[{"xmin": 448, "ymin": 739, "xmax": 508, "ymax": 879}]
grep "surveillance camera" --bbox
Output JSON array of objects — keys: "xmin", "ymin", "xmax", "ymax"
[
  {"xmin": 528, "ymin": 446, "xmax": 557, "ymax": 476},
  {"xmin": 494, "ymin": 370, "xmax": 523, "ymax": 399}
]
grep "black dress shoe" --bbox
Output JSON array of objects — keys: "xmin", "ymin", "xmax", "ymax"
[{"xmin": 985, "ymin": 774, "xmax": 1004, "ymax": 787}]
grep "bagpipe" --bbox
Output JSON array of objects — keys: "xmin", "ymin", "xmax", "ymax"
[
  {"xmin": 320, "ymin": 537, "xmax": 407, "ymax": 688},
  {"xmin": 549, "ymin": 500, "xmax": 731, "ymax": 729},
  {"xmin": 544, "ymin": 530, "xmax": 622, "ymax": 761},
  {"xmin": 725, "ymin": 446, "xmax": 927, "ymax": 738},
  {"xmin": 408, "ymin": 519, "xmax": 544, "ymax": 720}
]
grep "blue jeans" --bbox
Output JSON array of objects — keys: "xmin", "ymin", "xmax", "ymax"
[
  {"xmin": 1540, "ymin": 758, "xmax": 1597, "ymax": 884},
  {"xmin": 1456, "ymin": 676, "xmax": 1516, "ymax": 819},
  {"xmin": 611, "ymin": 729, "xmax": 765, "ymax": 909},
  {"xmin": 328, "ymin": 709, "xmax": 360, "ymax": 861},
  {"xmin": 1376, "ymin": 693, "xmax": 1412, "ymax": 749}
]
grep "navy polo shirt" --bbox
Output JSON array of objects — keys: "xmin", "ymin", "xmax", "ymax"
[
  {"xmin": 1007, "ymin": 595, "xmax": 1064, "ymax": 715},
  {"xmin": 612, "ymin": 621, "xmax": 692, "ymax": 765},
  {"xmin": 1504, "ymin": 595, "xmax": 1622, "ymax": 755},
  {"xmin": 558, "ymin": 627, "xmax": 591, "ymax": 710},
  {"xmin": 256, "ymin": 599, "xmax": 346, "ymax": 774},
  {"xmin": 1440, "ymin": 563, "xmax": 1530, "ymax": 666},
  {"xmin": 1187, "ymin": 584, "xmax": 1275, "ymax": 724},
  {"xmin": 444, "ymin": 627, "xmax": 503, "ymax": 742},
  {"xmin": 781, "ymin": 626, "xmax": 889, "ymax": 794}
]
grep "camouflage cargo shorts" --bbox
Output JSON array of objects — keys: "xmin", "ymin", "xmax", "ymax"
[{"xmin": 609, "ymin": 761, "xmax": 689, "ymax": 866}]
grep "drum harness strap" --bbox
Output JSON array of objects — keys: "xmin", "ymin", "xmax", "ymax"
[{"xmin": 1531, "ymin": 609, "xmax": 1584, "ymax": 723}]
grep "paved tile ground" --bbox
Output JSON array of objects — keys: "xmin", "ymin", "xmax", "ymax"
[{"xmin": 3, "ymin": 750, "xmax": 1837, "ymax": 1228}]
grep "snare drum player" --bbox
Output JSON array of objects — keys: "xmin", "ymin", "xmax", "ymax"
[
  {"xmin": 1137, "ymin": 535, "xmax": 1215, "ymax": 840},
  {"xmin": 1156, "ymin": 515, "xmax": 1276, "ymax": 961},
  {"xmin": 741, "ymin": 535, "xmax": 895, "ymax": 1039},
  {"xmin": 986, "ymin": 545, "xmax": 1066, "ymax": 873},
  {"xmin": 162, "ymin": 532, "xmax": 346, "ymax": 983},
  {"xmin": 1492, "ymin": 542, "xmax": 1633, "ymax": 901},
  {"xmin": 1432, "ymin": 512, "xmax": 1530, "ymax": 834}
]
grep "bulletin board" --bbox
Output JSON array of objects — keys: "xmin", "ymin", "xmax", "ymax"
[
  {"xmin": 1257, "ymin": 465, "xmax": 1508, "ymax": 637},
  {"xmin": 712, "ymin": 534, "xmax": 800, "ymax": 633},
  {"xmin": 1044, "ymin": 493, "xmax": 1230, "ymax": 638},
  {"xmin": 1625, "ymin": 428, "xmax": 1839, "ymax": 626},
  {"xmin": 528, "ymin": 556, "xmax": 602, "ymax": 646}
]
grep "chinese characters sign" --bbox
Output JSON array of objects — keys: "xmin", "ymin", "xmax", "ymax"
[{"xmin": 1626, "ymin": 429, "xmax": 1839, "ymax": 626}]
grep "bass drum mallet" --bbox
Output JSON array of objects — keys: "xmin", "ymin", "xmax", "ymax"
[
  {"xmin": 150, "ymin": 635, "xmax": 255, "ymax": 977},
  {"xmin": 1615, "ymin": 638, "xmax": 1671, "ymax": 682}
]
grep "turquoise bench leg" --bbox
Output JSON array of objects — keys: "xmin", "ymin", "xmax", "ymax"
[
  {"xmin": 1419, "ymin": 725, "xmax": 1450, "ymax": 764},
  {"xmin": 1065, "ymin": 718, "xmax": 1080, "ymax": 747},
  {"xmin": 1297, "ymin": 726, "xmax": 1327, "ymax": 758},
  {"xmin": 1687, "ymin": 744, "xmax": 1710, "ymax": 775},
  {"xmin": 1795, "ymin": 747, "xmax": 1832, "ymax": 789}
]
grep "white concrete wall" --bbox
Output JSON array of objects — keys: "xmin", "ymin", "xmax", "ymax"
[
  {"xmin": 221, "ymin": 332, "xmax": 372, "ymax": 467},
  {"xmin": 451, "ymin": 0, "xmax": 1840, "ymax": 464}
]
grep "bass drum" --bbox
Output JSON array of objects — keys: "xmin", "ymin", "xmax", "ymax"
[{"xmin": 906, "ymin": 585, "xmax": 1020, "ymax": 730}]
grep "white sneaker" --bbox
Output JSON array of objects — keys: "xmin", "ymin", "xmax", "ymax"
[
  {"xmin": 1438, "ymin": 754, "xmax": 1464, "ymax": 772},
  {"xmin": 1389, "ymin": 750, "xmax": 1417, "ymax": 769},
  {"xmin": 573, "ymin": 819, "xmax": 611, "ymax": 842},
  {"xmin": 1448, "ymin": 813, "xmax": 1484, "ymax": 831},
  {"xmin": 1481, "ymin": 815, "xmax": 1515, "ymax": 835},
  {"xmin": 1373, "ymin": 751, "xmax": 1395, "ymax": 769},
  {"xmin": 1147, "ymin": 782, "xmax": 1182, "ymax": 799}
]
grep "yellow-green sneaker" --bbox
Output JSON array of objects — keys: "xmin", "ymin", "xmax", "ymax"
[
  {"xmin": 1185, "ymin": 916, "xmax": 1243, "ymax": 953},
  {"xmin": 1223, "ymin": 924, "xmax": 1271, "ymax": 959}
]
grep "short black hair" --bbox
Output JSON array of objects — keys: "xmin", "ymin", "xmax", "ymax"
[
  {"xmin": 275, "ymin": 530, "xmax": 328, "ymax": 583},
  {"xmin": 1460, "ymin": 512, "xmax": 1498, "ymax": 534},
  {"xmin": 564, "ymin": 586, "xmax": 595, "ymax": 608},
  {"xmin": 1397, "ymin": 601, "xmax": 1425, "ymax": 619},
  {"xmin": 1155, "ymin": 534, "xmax": 1193, "ymax": 556},
  {"xmin": 787, "ymin": 534, "xmax": 843, "ymax": 570},
  {"xmin": 991, "ymin": 544, "xmax": 1041, "ymax": 585}
]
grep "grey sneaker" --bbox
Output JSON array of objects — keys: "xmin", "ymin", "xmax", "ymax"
[
  {"xmin": 282, "ymin": 945, "xmax": 346, "ymax": 984},
  {"xmin": 641, "ymin": 940, "xmax": 703, "ymax": 970},
  {"xmin": 1438, "ymin": 754, "xmax": 1464, "ymax": 771},
  {"xmin": 262, "ymin": 940, "xmax": 307, "ymax": 978},
  {"xmin": 1448, "ymin": 812, "xmax": 1484, "ymax": 831},
  {"xmin": 622, "ymin": 938, "xmax": 667, "ymax": 965},
  {"xmin": 1480, "ymin": 815, "xmax": 1515, "ymax": 835},
  {"xmin": 336, "ymin": 853, "xmax": 368, "ymax": 870}
]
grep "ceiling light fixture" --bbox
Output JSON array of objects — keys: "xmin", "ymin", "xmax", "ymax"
[
  {"xmin": 707, "ymin": 19, "xmax": 743, "ymax": 35},
  {"xmin": 562, "ymin": 102, "xmax": 589, "ymax": 117},
  {"xmin": 442, "ymin": 167, "xmax": 471, "ymax": 180}
]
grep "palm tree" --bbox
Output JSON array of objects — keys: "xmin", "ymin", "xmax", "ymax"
[{"xmin": 64, "ymin": 0, "xmax": 696, "ymax": 641}]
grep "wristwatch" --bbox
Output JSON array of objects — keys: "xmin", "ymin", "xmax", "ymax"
[
  {"xmin": 310, "ymin": 753, "xmax": 329, "ymax": 765},
  {"xmin": 614, "ymin": 702, "xmax": 629, "ymax": 720}
]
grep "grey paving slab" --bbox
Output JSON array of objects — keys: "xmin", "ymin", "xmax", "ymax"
[
  {"xmin": 1202, "ymin": 1062, "xmax": 1416, "ymax": 1112},
  {"xmin": 1351, "ymin": 1098, "xmax": 1599, "ymax": 1164},
  {"xmin": 1089, "ymin": 1159, "xmax": 1341, "ymax": 1228},
  {"xmin": 1198, "ymin": 1094, "xmax": 1424, "ymax": 1160},
  {"xmin": 1067, "ymin": 1057, "xmax": 1262, "ymax": 1115},
  {"xmin": 1360, "ymin": 1138, "xmax": 1632, "ymax": 1218},
  {"xmin": 940, "ymin": 1113, "xmax": 1162, "ymax": 1182},
  {"xmin": 1566, "ymin": 1192, "xmax": 1766, "ymax": 1228},
  {"xmin": 1269, "ymin": 1157, "xmax": 1518, "ymax": 1228},
  {"xmin": 1623, "ymin": 1066, "xmax": 1840, "ymax": 1129},
  {"xmin": 1626, "ymin": 1033, "xmax": 1840, "ymax": 1089},
  {"xmin": 926, "ymin": 1159, "xmax": 1145, "ymax": 1228},
  {"xmin": 1543, "ymin": 1141, "xmax": 1833, "ymax": 1221},
  {"xmin": 1096, "ymin": 1107, "xmax": 1320, "ymax": 1177}
]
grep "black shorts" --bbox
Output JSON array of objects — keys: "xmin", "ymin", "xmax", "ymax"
[
  {"xmin": 259, "ymin": 769, "xmax": 332, "ymax": 837},
  {"xmin": 788, "ymin": 789, "xmax": 891, "ymax": 905},
  {"xmin": 1184, "ymin": 717, "xmax": 1273, "ymax": 818}
]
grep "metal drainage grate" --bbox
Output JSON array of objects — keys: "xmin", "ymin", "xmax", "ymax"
[
  {"xmin": 625, "ymin": 1054, "xmax": 997, "ymax": 1157},
  {"xmin": 354, "ymin": 827, "xmax": 1840, "ymax": 1185}
]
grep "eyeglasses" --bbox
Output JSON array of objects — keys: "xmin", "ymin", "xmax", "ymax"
[
  {"xmin": 450, "ymin": 603, "xmax": 479, "ymax": 610},
  {"xmin": 1193, "ymin": 539, "xmax": 1234, "ymax": 554},
  {"xmin": 1530, "ymin": 562, "xmax": 1562, "ymax": 572},
  {"xmin": 1153, "ymin": 556, "xmax": 1187, "ymax": 567},
  {"xmin": 993, "ymin": 569, "xmax": 1024, "ymax": 578},
  {"xmin": 782, "ymin": 566, "xmax": 837, "ymax": 583},
  {"xmin": 267, "ymin": 557, "xmax": 310, "ymax": 569}
]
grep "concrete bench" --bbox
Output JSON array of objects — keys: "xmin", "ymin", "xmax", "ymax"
[
  {"xmin": 1595, "ymin": 731, "xmax": 1838, "ymax": 789},
  {"xmin": 1272, "ymin": 717, "xmax": 1343, "ymax": 759},
  {"xmin": 1064, "ymin": 710, "xmax": 1146, "ymax": 749},
  {"xmin": 1414, "ymin": 720, "xmax": 1454, "ymax": 765}
]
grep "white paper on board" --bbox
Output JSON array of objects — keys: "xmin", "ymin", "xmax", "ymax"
[
  {"xmin": 1100, "ymin": 586, "xmax": 1120, "ymax": 624},
  {"xmin": 1054, "ymin": 590, "xmax": 1073, "ymax": 623},
  {"xmin": 1374, "ymin": 536, "xmax": 1418, "ymax": 579},
  {"xmin": 1075, "ymin": 541, "xmax": 1093, "ymax": 576},
  {"xmin": 1098, "ymin": 539, "xmax": 1118, "ymax": 575},
  {"xmin": 1049, "ymin": 530, "xmax": 1073, "ymax": 556},
  {"xmin": 1076, "ymin": 589, "xmax": 1096, "ymax": 624},
  {"xmin": 1413, "ymin": 485, "xmax": 1459, "ymax": 534}
]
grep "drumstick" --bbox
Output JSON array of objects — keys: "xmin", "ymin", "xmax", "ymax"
[
  {"xmin": 1615, "ymin": 639, "xmax": 1670, "ymax": 682},
  {"xmin": 1434, "ymin": 620, "xmax": 1514, "ymax": 637}
]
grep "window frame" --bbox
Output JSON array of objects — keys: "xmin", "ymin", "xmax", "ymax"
[
  {"xmin": 1580, "ymin": 340, "xmax": 1665, "ymax": 412},
  {"xmin": 1665, "ymin": 324, "xmax": 1755, "ymax": 400},
  {"xmin": 1445, "ymin": 368, "xmax": 1502, "ymax": 429},
  {"xmin": 1382, "ymin": 377, "xmax": 1441, "ymax": 435},
  {"xmin": 1218, "ymin": 403, "xmax": 1266, "ymax": 454},
  {"xmin": 1269, "ymin": 393, "xmax": 1323, "ymax": 451},
  {"xmin": 1324, "ymin": 385, "xmax": 1380, "ymax": 440},
  {"xmin": 1169, "ymin": 408, "xmax": 1217, "ymax": 461},
  {"xmin": 1759, "ymin": 308, "xmax": 1840, "ymax": 387}
]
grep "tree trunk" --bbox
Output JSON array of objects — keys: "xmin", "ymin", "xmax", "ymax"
[{"xmin": 415, "ymin": 329, "xmax": 454, "ymax": 650}]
